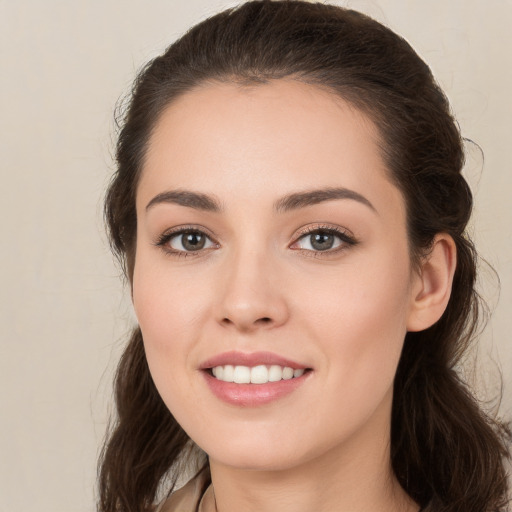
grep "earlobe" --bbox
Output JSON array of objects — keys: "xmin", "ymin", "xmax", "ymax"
[{"xmin": 407, "ymin": 234, "xmax": 457, "ymax": 332}]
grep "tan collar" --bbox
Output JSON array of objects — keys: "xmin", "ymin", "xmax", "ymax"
[{"xmin": 198, "ymin": 484, "xmax": 216, "ymax": 512}]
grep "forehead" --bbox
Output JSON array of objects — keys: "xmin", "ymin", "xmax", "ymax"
[{"xmin": 138, "ymin": 79, "xmax": 403, "ymax": 220}]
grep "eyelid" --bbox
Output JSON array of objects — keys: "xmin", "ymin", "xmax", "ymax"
[
  {"xmin": 289, "ymin": 224, "xmax": 358, "ymax": 254},
  {"xmin": 153, "ymin": 223, "xmax": 357, "ymax": 258},
  {"xmin": 154, "ymin": 224, "xmax": 219, "ymax": 256}
]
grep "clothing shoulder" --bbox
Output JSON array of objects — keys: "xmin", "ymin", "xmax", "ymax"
[{"xmin": 157, "ymin": 470, "xmax": 210, "ymax": 512}]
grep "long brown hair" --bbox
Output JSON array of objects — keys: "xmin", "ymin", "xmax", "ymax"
[{"xmin": 99, "ymin": 2, "xmax": 511, "ymax": 511}]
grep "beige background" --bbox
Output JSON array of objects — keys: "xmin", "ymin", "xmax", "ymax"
[{"xmin": 1, "ymin": 1, "xmax": 510, "ymax": 510}]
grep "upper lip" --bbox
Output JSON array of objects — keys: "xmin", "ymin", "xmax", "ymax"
[{"xmin": 200, "ymin": 351, "xmax": 309, "ymax": 370}]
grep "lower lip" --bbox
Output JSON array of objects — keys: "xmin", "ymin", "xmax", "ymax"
[{"xmin": 203, "ymin": 371, "xmax": 310, "ymax": 406}]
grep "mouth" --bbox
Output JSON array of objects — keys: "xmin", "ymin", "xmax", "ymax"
[
  {"xmin": 208, "ymin": 364, "xmax": 309, "ymax": 384},
  {"xmin": 200, "ymin": 351, "xmax": 312, "ymax": 406}
]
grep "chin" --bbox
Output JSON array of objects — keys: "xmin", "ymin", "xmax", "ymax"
[
  {"xmin": 197, "ymin": 425, "xmax": 330, "ymax": 473},
  {"xmin": 208, "ymin": 446, "xmax": 305, "ymax": 472}
]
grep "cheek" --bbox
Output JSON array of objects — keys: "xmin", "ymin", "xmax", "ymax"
[
  {"xmin": 131, "ymin": 248, "xmax": 223, "ymax": 416},
  {"xmin": 302, "ymin": 249, "xmax": 411, "ymax": 333},
  {"xmin": 132, "ymin": 255, "xmax": 193, "ymax": 404},
  {"xmin": 301, "ymin": 249, "xmax": 412, "ymax": 394},
  {"xmin": 131, "ymin": 255, "xmax": 202, "ymax": 412},
  {"xmin": 132, "ymin": 251, "xmax": 211, "ymax": 347}
]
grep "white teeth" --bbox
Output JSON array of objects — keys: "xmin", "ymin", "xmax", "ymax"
[
  {"xmin": 212, "ymin": 366, "xmax": 223, "ymax": 379},
  {"xmin": 282, "ymin": 367, "xmax": 294, "ymax": 380},
  {"xmin": 268, "ymin": 365, "xmax": 283, "ymax": 382},
  {"xmin": 233, "ymin": 365, "xmax": 251, "ymax": 384},
  {"xmin": 250, "ymin": 365, "xmax": 268, "ymax": 384},
  {"xmin": 223, "ymin": 365, "xmax": 234, "ymax": 382},
  {"xmin": 211, "ymin": 364, "xmax": 306, "ymax": 384}
]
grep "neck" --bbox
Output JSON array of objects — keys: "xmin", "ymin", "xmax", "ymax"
[{"xmin": 206, "ymin": 393, "xmax": 418, "ymax": 512}]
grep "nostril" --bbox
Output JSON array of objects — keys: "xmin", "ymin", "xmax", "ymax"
[{"xmin": 219, "ymin": 316, "xmax": 275, "ymax": 330}]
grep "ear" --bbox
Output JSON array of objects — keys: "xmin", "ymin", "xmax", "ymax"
[{"xmin": 407, "ymin": 234, "xmax": 457, "ymax": 332}]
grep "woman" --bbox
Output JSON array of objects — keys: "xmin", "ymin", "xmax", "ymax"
[{"xmin": 99, "ymin": 1, "xmax": 511, "ymax": 511}]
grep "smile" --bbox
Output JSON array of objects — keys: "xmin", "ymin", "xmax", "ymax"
[
  {"xmin": 211, "ymin": 364, "xmax": 305, "ymax": 384},
  {"xmin": 201, "ymin": 351, "xmax": 312, "ymax": 406}
]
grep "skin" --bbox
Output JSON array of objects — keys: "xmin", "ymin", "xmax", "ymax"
[{"xmin": 133, "ymin": 80, "xmax": 456, "ymax": 512}]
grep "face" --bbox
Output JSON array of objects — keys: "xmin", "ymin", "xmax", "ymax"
[{"xmin": 133, "ymin": 80, "xmax": 420, "ymax": 472}]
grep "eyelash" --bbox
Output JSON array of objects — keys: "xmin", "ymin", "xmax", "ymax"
[
  {"xmin": 291, "ymin": 225, "xmax": 358, "ymax": 257},
  {"xmin": 155, "ymin": 225, "xmax": 218, "ymax": 258},
  {"xmin": 154, "ymin": 224, "xmax": 358, "ymax": 258}
]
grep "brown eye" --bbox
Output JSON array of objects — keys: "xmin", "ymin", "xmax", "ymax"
[{"xmin": 168, "ymin": 230, "xmax": 214, "ymax": 252}]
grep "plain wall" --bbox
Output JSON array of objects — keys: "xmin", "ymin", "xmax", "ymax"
[{"xmin": 1, "ymin": 1, "xmax": 510, "ymax": 510}]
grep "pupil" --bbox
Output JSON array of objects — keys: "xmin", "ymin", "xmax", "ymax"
[
  {"xmin": 311, "ymin": 232, "xmax": 334, "ymax": 251},
  {"xmin": 183, "ymin": 232, "xmax": 205, "ymax": 251}
]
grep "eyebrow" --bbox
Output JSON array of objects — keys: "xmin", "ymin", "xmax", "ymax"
[
  {"xmin": 274, "ymin": 187, "xmax": 377, "ymax": 214},
  {"xmin": 145, "ymin": 186, "xmax": 376, "ymax": 214},
  {"xmin": 146, "ymin": 190, "xmax": 223, "ymax": 212}
]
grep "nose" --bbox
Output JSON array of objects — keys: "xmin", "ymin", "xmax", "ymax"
[{"xmin": 215, "ymin": 247, "xmax": 289, "ymax": 333}]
